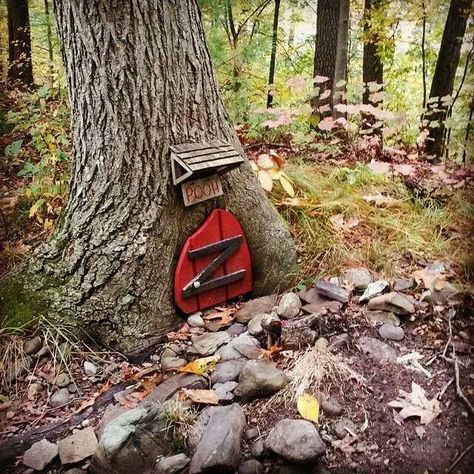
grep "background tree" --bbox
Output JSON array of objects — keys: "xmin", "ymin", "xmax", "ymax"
[
  {"xmin": 267, "ymin": 0, "xmax": 281, "ymax": 108},
  {"xmin": 6, "ymin": 0, "xmax": 33, "ymax": 88},
  {"xmin": 41, "ymin": 0, "xmax": 296, "ymax": 355},
  {"xmin": 333, "ymin": 0, "xmax": 350, "ymax": 118},
  {"xmin": 422, "ymin": 0, "xmax": 473, "ymax": 158}
]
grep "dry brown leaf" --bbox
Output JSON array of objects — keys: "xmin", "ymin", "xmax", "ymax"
[
  {"xmin": 413, "ymin": 265, "xmax": 447, "ymax": 290},
  {"xmin": 363, "ymin": 193, "xmax": 397, "ymax": 207},
  {"xmin": 181, "ymin": 388, "xmax": 219, "ymax": 405}
]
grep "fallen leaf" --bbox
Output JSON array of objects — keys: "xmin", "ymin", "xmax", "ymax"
[
  {"xmin": 363, "ymin": 193, "xmax": 397, "ymax": 206},
  {"xmin": 388, "ymin": 381, "xmax": 442, "ymax": 425},
  {"xmin": 177, "ymin": 355, "xmax": 220, "ymax": 376},
  {"xmin": 279, "ymin": 175, "xmax": 295, "ymax": 197},
  {"xmin": 297, "ymin": 393, "xmax": 320, "ymax": 424},
  {"xmin": 413, "ymin": 264, "xmax": 447, "ymax": 290},
  {"xmin": 329, "ymin": 214, "xmax": 359, "ymax": 232},
  {"xmin": 258, "ymin": 169, "xmax": 273, "ymax": 192},
  {"xmin": 181, "ymin": 388, "xmax": 219, "ymax": 405},
  {"xmin": 367, "ymin": 160, "xmax": 390, "ymax": 175},
  {"xmin": 257, "ymin": 153, "xmax": 275, "ymax": 169},
  {"xmin": 415, "ymin": 425, "xmax": 426, "ymax": 440}
]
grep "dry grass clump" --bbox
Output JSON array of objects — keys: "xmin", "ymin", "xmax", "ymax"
[{"xmin": 161, "ymin": 399, "xmax": 198, "ymax": 452}]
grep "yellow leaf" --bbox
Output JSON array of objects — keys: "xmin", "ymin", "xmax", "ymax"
[
  {"xmin": 279, "ymin": 175, "xmax": 295, "ymax": 197},
  {"xmin": 258, "ymin": 170, "xmax": 273, "ymax": 192},
  {"xmin": 257, "ymin": 153, "xmax": 275, "ymax": 169},
  {"xmin": 297, "ymin": 393, "xmax": 319, "ymax": 424},
  {"xmin": 250, "ymin": 160, "xmax": 259, "ymax": 172},
  {"xmin": 268, "ymin": 168, "xmax": 282, "ymax": 180},
  {"xmin": 177, "ymin": 355, "xmax": 220, "ymax": 375}
]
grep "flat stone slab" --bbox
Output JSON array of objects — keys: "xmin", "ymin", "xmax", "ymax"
[
  {"xmin": 210, "ymin": 360, "xmax": 245, "ymax": 384},
  {"xmin": 314, "ymin": 281, "xmax": 349, "ymax": 303},
  {"xmin": 58, "ymin": 427, "xmax": 98, "ymax": 465},
  {"xmin": 367, "ymin": 292, "xmax": 414, "ymax": 315},
  {"xmin": 302, "ymin": 300, "xmax": 342, "ymax": 315},
  {"xmin": 23, "ymin": 438, "xmax": 58, "ymax": 471},
  {"xmin": 217, "ymin": 333, "xmax": 262, "ymax": 360},
  {"xmin": 188, "ymin": 332, "xmax": 231, "ymax": 356},
  {"xmin": 342, "ymin": 267, "xmax": 373, "ymax": 291},
  {"xmin": 358, "ymin": 336, "xmax": 397, "ymax": 364},
  {"xmin": 235, "ymin": 295, "xmax": 278, "ymax": 324},
  {"xmin": 379, "ymin": 323, "xmax": 405, "ymax": 341}
]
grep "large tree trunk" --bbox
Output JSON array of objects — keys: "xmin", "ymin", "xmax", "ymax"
[
  {"xmin": 311, "ymin": 0, "xmax": 340, "ymax": 122},
  {"xmin": 422, "ymin": 0, "xmax": 472, "ymax": 158},
  {"xmin": 6, "ymin": 0, "xmax": 34, "ymax": 88},
  {"xmin": 39, "ymin": 0, "xmax": 296, "ymax": 356},
  {"xmin": 333, "ymin": 0, "xmax": 350, "ymax": 118},
  {"xmin": 267, "ymin": 0, "xmax": 281, "ymax": 108}
]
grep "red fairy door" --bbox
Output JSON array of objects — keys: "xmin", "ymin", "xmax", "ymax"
[{"xmin": 174, "ymin": 209, "xmax": 253, "ymax": 314}]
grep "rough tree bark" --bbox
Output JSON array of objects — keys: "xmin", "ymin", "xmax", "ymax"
[
  {"xmin": 333, "ymin": 0, "xmax": 350, "ymax": 118},
  {"xmin": 311, "ymin": 0, "xmax": 340, "ymax": 122},
  {"xmin": 32, "ymin": 0, "xmax": 296, "ymax": 356},
  {"xmin": 267, "ymin": 0, "xmax": 281, "ymax": 108},
  {"xmin": 422, "ymin": 0, "xmax": 473, "ymax": 158},
  {"xmin": 6, "ymin": 0, "xmax": 34, "ymax": 88}
]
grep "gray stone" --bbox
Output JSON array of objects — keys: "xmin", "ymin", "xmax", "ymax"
[
  {"xmin": 333, "ymin": 418, "xmax": 357, "ymax": 439},
  {"xmin": 245, "ymin": 427, "xmax": 259, "ymax": 440},
  {"xmin": 210, "ymin": 360, "xmax": 245, "ymax": 384},
  {"xmin": 97, "ymin": 404, "xmax": 130, "ymax": 439},
  {"xmin": 359, "ymin": 280, "xmax": 390, "ymax": 303},
  {"xmin": 189, "ymin": 404, "xmax": 246, "ymax": 474},
  {"xmin": 217, "ymin": 333, "xmax": 261, "ymax": 360},
  {"xmin": 423, "ymin": 282, "xmax": 458, "ymax": 305},
  {"xmin": 58, "ymin": 427, "xmax": 98, "ymax": 465},
  {"xmin": 314, "ymin": 337, "xmax": 329, "ymax": 351},
  {"xmin": 156, "ymin": 453, "xmax": 190, "ymax": 474},
  {"xmin": 161, "ymin": 346, "xmax": 178, "ymax": 359},
  {"xmin": 280, "ymin": 315, "xmax": 318, "ymax": 350},
  {"xmin": 276, "ymin": 293, "xmax": 302, "ymax": 319},
  {"xmin": 322, "ymin": 398, "xmax": 343, "ymax": 416},
  {"xmin": 235, "ymin": 295, "xmax": 278, "ymax": 324},
  {"xmin": 238, "ymin": 459, "xmax": 264, "ymax": 474},
  {"xmin": 251, "ymin": 439, "xmax": 265, "ymax": 458},
  {"xmin": 68, "ymin": 383, "xmax": 78, "ymax": 394},
  {"xmin": 84, "ymin": 361, "xmax": 98, "ymax": 376},
  {"xmin": 393, "ymin": 278, "xmax": 414, "ymax": 292},
  {"xmin": 27, "ymin": 382, "xmax": 42, "ymax": 399},
  {"xmin": 264, "ymin": 419, "xmax": 326, "ymax": 463},
  {"xmin": 161, "ymin": 357, "xmax": 187, "ymax": 371},
  {"xmin": 56, "ymin": 373, "xmax": 70, "ymax": 388},
  {"xmin": 50, "ymin": 388, "xmax": 71, "ymax": 407},
  {"xmin": 214, "ymin": 381, "xmax": 238, "ymax": 403},
  {"xmin": 329, "ymin": 333, "xmax": 349, "ymax": 350},
  {"xmin": 24, "ymin": 336, "xmax": 42, "ymax": 355},
  {"xmin": 189, "ymin": 332, "xmax": 231, "ymax": 356},
  {"xmin": 227, "ymin": 323, "xmax": 247, "ymax": 336},
  {"xmin": 23, "ymin": 439, "xmax": 58, "ymax": 470},
  {"xmin": 187, "ymin": 313, "xmax": 205, "ymax": 328},
  {"xmin": 299, "ymin": 287, "xmax": 328, "ymax": 305},
  {"xmin": 342, "ymin": 268, "xmax": 373, "ymax": 290},
  {"xmin": 302, "ymin": 300, "xmax": 342, "ymax": 315},
  {"xmin": 141, "ymin": 373, "xmax": 206, "ymax": 405},
  {"xmin": 358, "ymin": 336, "xmax": 397, "ymax": 364},
  {"xmin": 367, "ymin": 292, "xmax": 414, "ymax": 315},
  {"xmin": 234, "ymin": 360, "xmax": 288, "ymax": 402},
  {"xmin": 378, "ymin": 323, "xmax": 404, "ymax": 341},
  {"xmin": 366, "ymin": 310, "xmax": 400, "ymax": 326},
  {"xmin": 248, "ymin": 313, "xmax": 280, "ymax": 337},
  {"xmin": 314, "ymin": 281, "xmax": 349, "ymax": 303}
]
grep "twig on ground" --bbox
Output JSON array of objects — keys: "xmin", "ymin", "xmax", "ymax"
[
  {"xmin": 454, "ymin": 357, "xmax": 474, "ymax": 416},
  {"xmin": 448, "ymin": 442, "xmax": 474, "ymax": 473},
  {"xmin": 437, "ymin": 377, "xmax": 454, "ymax": 400}
]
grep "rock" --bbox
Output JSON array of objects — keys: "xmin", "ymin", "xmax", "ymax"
[
  {"xmin": 281, "ymin": 315, "xmax": 318, "ymax": 350},
  {"xmin": 217, "ymin": 333, "xmax": 261, "ymax": 360},
  {"xmin": 6, "ymin": 356, "xmax": 32, "ymax": 383},
  {"xmin": 365, "ymin": 310, "xmax": 400, "ymax": 326},
  {"xmin": 358, "ymin": 336, "xmax": 396, "ymax": 364},
  {"xmin": 251, "ymin": 439, "xmax": 265, "ymax": 458},
  {"xmin": 322, "ymin": 398, "xmax": 342, "ymax": 416},
  {"xmin": 333, "ymin": 418, "xmax": 357, "ymax": 439},
  {"xmin": 189, "ymin": 404, "xmax": 246, "ymax": 474},
  {"xmin": 27, "ymin": 382, "xmax": 42, "ymax": 399},
  {"xmin": 314, "ymin": 281, "xmax": 349, "ymax": 303},
  {"xmin": 276, "ymin": 293, "xmax": 302, "ymax": 319},
  {"xmin": 245, "ymin": 427, "xmax": 259, "ymax": 440},
  {"xmin": 235, "ymin": 295, "xmax": 278, "ymax": 324},
  {"xmin": 248, "ymin": 313, "xmax": 280, "ymax": 337},
  {"xmin": 56, "ymin": 373, "xmax": 70, "ymax": 388},
  {"xmin": 97, "ymin": 404, "xmax": 130, "ymax": 438},
  {"xmin": 187, "ymin": 313, "xmax": 205, "ymax": 328},
  {"xmin": 189, "ymin": 327, "xmax": 203, "ymax": 335},
  {"xmin": 58, "ymin": 427, "xmax": 98, "ymax": 465},
  {"xmin": 161, "ymin": 346, "xmax": 178, "ymax": 359},
  {"xmin": 68, "ymin": 383, "xmax": 78, "ymax": 393},
  {"xmin": 189, "ymin": 332, "xmax": 230, "ymax": 356},
  {"xmin": 227, "ymin": 323, "xmax": 247, "ymax": 336},
  {"xmin": 378, "ymin": 323, "xmax": 404, "ymax": 341},
  {"xmin": 302, "ymin": 300, "xmax": 342, "ymax": 315},
  {"xmin": 299, "ymin": 287, "xmax": 328, "ymax": 305},
  {"xmin": 393, "ymin": 278, "xmax": 414, "ymax": 292},
  {"xmin": 91, "ymin": 406, "xmax": 170, "ymax": 474},
  {"xmin": 141, "ymin": 373, "xmax": 206, "ymax": 405},
  {"xmin": 214, "ymin": 381, "xmax": 238, "ymax": 403},
  {"xmin": 24, "ymin": 336, "xmax": 42, "ymax": 355},
  {"xmin": 367, "ymin": 292, "xmax": 414, "ymax": 315},
  {"xmin": 50, "ymin": 388, "xmax": 71, "ymax": 407},
  {"xmin": 342, "ymin": 268, "xmax": 373, "ymax": 290},
  {"xmin": 238, "ymin": 459, "xmax": 265, "ymax": 474},
  {"xmin": 329, "ymin": 333, "xmax": 349, "ymax": 350},
  {"xmin": 264, "ymin": 419, "xmax": 326, "ymax": 463},
  {"xmin": 23, "ymin": 439, "xmax": 58, "ymax": 470},
  {"xmin": 314, "ymin": 337, "xmax": 329, "ymax": 351},
  {"xmin": 423, "ymin": 282, "xmax": 458, "ymax": 305},
  {"xmin": 161, "ymin": 357, "xmax": 187, "ymax": 371},
  {"xmin": 234, "ymin": 360, "xmax": 288, "ymax": 402},
  {"xmin": 210, "ymin": 360, "xmax": 245, "ymax": 384},
  {"xmin": 84, "ymin": 361, "xmax": 98, "ymax": 376},
  {"xmin": 156, "ymin": 453, "xmax": 190, "ymax": 474},
  {"xmin": 358, "ymin": 280, "xmax": 390, "ymax": 303}
]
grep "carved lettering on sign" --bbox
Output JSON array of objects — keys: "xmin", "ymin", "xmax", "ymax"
[{"xmin": 181, "ymin": 175, "xmax": 223, "ymax": 206}]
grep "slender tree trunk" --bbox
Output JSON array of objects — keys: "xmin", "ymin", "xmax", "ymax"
[
  {"xmin": 333, "ymin": 0, "xmax": 350, "ymax": 118},
  {"xmin": 42, "ymin": 0, "xmax": 296, "ymax": 355},
  {"xmin": 287, "ymin": 1, "xmax": 297, "ymax": 47},
  {"xmin": 267, "ymin": 0, "xmax": 281, "ymax": 108},
  {"xmin": 44, "ymin": 0, "xmax": 54, "ymax": 88},
  {"xmin": 6, "ymin": 0, "xmax": 34, "ymax": 88},
  {"xmin": 311, "ymin": 0, "xmax": 340, "ymax": 123},
  {"xmin": 421, "ymin": 0, "xmax": 427, "ymax": 109},
  {"xmin": 462, "ymin": 95, "xmax": 474, "ymax": 163},
  {"xmin": 422, "ymin": 0, "xmax": 473, "ymax": 159}
]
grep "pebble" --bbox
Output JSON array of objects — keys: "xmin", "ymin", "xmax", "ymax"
[
  {"xmin": 50, "ymin": 388, "xmax": 71, "ymax": 407},
  {"xmin": 156, "ymin": 453, "xmax": 190, "ymax": 474},
  {"xmin": 378, "ymin": 323, "xmax": 405, "ymax": 341},
  {"xmin": 56, "ymin": 373, "xmax": 70, "ymax": 388},
  {"xmin": 314, "ymin": 281, "xmax": 349, "ymax": 303},
  {"xmin": 342, "ymin": 267, "xmax": 373, "ymax": 290},
  {"xmin": 393, "ymin": 278, "xmax": 414, "ymax": 292},
  {"xmin": 68, "ymin": 383, "xmax": 78, "ymax": 394},
  {"xmin": 235, "ymin": 295, "xmax": 278, "ymax": 324},
  {"xmin": 161, "ymin": 357, "xmax": 187, "ymax": 371},
  {"xmin": 23, "ymin": 439, "xmax": 58, "ymax": 470},
  {"xmin": 359, "ymin": 280, "xmax": 389, "ymax": 303},
  {"xmin": 276, "ymin": 292, "xmax": 302, "ymax": 319},
  {"xmin": 358, "ymin": 336, "xmax": 397, "ymax": 364},
  {"xmin": 227, "ymin": 323, "xmax": 247, "ymax": 336},
  {"xmin": 247, "ymin": 313, "xmax": 270, "ymax": 337},
  {"xmin": 83, "ymin": 361, "xmax": 98, "ymax": 377},
  {"xmin": 187, "ymin": 313, "xmax": 205, "ymax": 327},
  {"xmin": 329, "ymin": 333, "xmax": 349, "ymax": 350},
  {"xmin": 24, "ymin": 336, "xmax": 43, "ymax": 355},
  {"xmin": 322, "ymin": 398, "xmax": 343, "ymax": 416},
  {"xmin": 189, "ymin": 332, "xmax": 231, "ymax": 356},
  {"xmin": 314, "ymin": 337, "xmax": 329, "ymax": 351},
  {"xmin": 57, "ymin": 427, "xmax": 98, "ymax": 465},
  {"xmin": 217, "ymin": 333, "xmax": 261, "ymax": 360},
  {"xmin": 251, "ymin": 439, "xmax": 265, "ymax": 458},
  {"xmin": 333, "ymin": 418, "xmax": 357, "ymax": 439},
  {"xmin": 245, "ymin": 427, "xmax": 259, "ymax": 440},
  {"xmin": 367, "ymin": 292, "xmax": 415, "ymax": 315},
  {"xmin": 213, "ymin": 381, "xmax": 238, "ymax": 403}
]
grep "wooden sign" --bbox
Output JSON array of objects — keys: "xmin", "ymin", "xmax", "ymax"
[
  {"xmin": 170, "ymin": 140, "xmax": 244, "ymax": 185},
  {"xmin": 181, "ymin": 175, "xmax": 223, "ymax": 207},
  {"xmin": 174, "ymin": 209, "xmax": 253, "ymax": 314}
]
